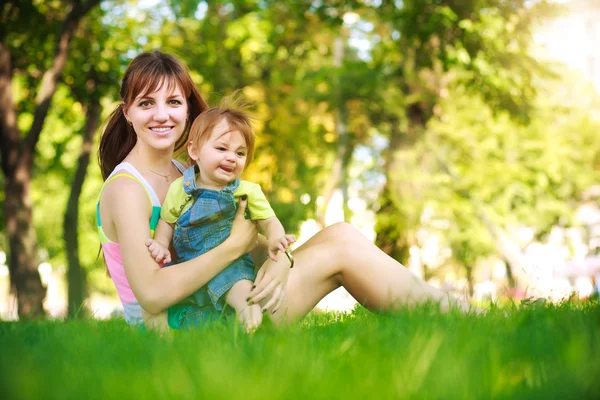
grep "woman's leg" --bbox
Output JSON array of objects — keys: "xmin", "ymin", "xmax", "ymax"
[{"xmin": 269, "ymin": 222, "xmax": 471, "ymax": 324}]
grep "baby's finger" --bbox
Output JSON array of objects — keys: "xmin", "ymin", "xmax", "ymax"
[
  {"xmin": 286, "ymin": 234, "xmax": 297, "ymax": 243},
  {"xmin": 145, "ymin": 239, "xmax": 153, "ymax": 247}
]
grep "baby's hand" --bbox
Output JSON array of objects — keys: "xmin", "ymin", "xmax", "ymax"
[
  {"xmin": 268, "ymin": 234, "xmax": 296, "ymax": 261},
  {"xmin": 145, "ymin": 239, "xmax": 172, "ymax": 264}
]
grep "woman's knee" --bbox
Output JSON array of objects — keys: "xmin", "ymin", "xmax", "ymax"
[
  {"xmin": 324, "ymin": 222, "xmax": 367, "ymax": 258},
  {"xmin": 330, "ymin": 222, "xmax": 364, "ymax": 240}
]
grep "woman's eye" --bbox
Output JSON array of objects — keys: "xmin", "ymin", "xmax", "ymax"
[
  {"xmin": 139, "ymin": 101, "xmax": 152, "ymax": 107},
  {"xmin": 168, "ymin": 100, "xmax": 182, "ymax": 105}
]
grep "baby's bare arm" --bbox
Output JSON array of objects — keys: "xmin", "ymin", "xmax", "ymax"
[
  {"xmin": 146, "ymin": 219, "xmax": 175, "ymax": 264},
  {"xmin": 154, "ymin": 219, "xmax": 174, "ymax": 248},
  {"xmin": 257, "ymin": 216, "xmax": 285, "ymax": 241},
  {"xmin": 257, "ymin": 217, "xmax": 295, "ymax": 261}
]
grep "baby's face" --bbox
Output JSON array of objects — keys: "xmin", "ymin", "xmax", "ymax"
[{"xmin": 194, "ymin": 119, "xmax": 248, "ymax": 187}]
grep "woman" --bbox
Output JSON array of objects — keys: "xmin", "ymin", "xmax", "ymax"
[{"xmin": 97, "ymin": 51, "xmax": 471, "ymax": 330}]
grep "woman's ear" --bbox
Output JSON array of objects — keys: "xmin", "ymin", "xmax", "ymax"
[
  {"xmin": 187, "ymin": 141, "xmax": 198, "ymax": 161},
  {"xmin": 122, "ymin": 103, "xmax": 130, "ymax": 121}
]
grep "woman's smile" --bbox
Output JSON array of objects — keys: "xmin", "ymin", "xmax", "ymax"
[{"xmin": 149, "ymin": 125, "xmax": 175, "ymax": 136}]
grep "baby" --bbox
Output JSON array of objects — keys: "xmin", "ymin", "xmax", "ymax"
[{"xmin": 145, "ymin": 98, "xmax": 295, "ymax": 331}]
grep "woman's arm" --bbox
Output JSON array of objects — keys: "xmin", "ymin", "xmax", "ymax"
[{"xmin": 103, "ymin": 178, "xmax": 258, "ymax": 314}]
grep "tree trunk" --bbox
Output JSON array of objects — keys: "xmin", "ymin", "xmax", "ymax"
[
  {"xmin": 4, "ymin": 170, "xmax": 45, "ymax": 317},
  {"xmin": 316, "ymin": 127, "xmax": 354, "ymax": 227},
  {"xmin": 64, "ymin": 97, "xmax": 100, "ymax": 318},
  {"xmin": 503, "ymin": 257, "xmax": 517, "ymax": 288},
  {"xmin": 317, "ymin": 36, "xmax": 353, "ymax": 226},
  {"xmin": 317, "ymin": 146, "xmax": 343, "ymax": 227},
  {"xmin": 465, "ymin": 265, "xmax": 474, "ymax": 297},
  {"xmin": 375, "ymin": 116, "xmax": 407, "ymax": 262},
  {"xmin": 375, "ymin": 105, "xmax": 425, "ymax": 263},
  {"xmin": 0, "ymin": 0, "xmax": 100, "ymax": 317},
  {"xmin": 375, "ymin": 187, "xmax": 411, "ymax": 264},
  {"xmin": 1, "ymin": 41, "xmax": 45, "ymax": 317}
]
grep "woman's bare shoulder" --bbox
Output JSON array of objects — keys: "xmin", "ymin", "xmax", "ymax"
[{"xmin": 101, "ymin": 174, "xmax": 152, "ymax": 211}]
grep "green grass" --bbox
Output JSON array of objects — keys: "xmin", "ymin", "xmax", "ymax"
[{"xmin": 1, "ymin": 300, "xmax": 599, "ymax": 400}]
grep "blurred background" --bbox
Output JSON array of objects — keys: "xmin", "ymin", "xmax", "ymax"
[{"xmin": 1, "ymin": 0, "xmax": 600, "ymax": 320}]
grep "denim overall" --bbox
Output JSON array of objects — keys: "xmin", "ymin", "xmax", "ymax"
[{"xmin": 167, "ymin": 166, "xmax": 256, "ymax": 328}]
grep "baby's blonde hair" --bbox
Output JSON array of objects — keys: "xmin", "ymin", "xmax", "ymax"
[{"xmin": 187, "ymin": 91, "xmax": 256, "ymax": 165}]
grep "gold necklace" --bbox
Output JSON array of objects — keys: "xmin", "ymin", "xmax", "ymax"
[{"xmin": 148, "ymin": 168, "xmax": 171, "ymax": 182}]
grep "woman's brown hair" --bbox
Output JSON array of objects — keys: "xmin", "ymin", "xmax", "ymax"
[{"xmin": 98, "ymin": 51, "xmax": 208, "ymax": 179}]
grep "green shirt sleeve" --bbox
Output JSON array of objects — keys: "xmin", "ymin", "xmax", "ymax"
[
  {"xmin": 235, "ymin": 180, "xmax": 276, "ymax": 220},
  {"xmin": 160, "ymin": 177, "xmax": 188, "ymax": 224}
]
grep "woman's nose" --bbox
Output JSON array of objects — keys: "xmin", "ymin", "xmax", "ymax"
[{"xmin": 153, "ymin": 105, "xmax": 169, "ymax": 121}]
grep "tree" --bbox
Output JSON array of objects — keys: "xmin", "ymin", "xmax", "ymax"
[
  {"xmin": 150, "ymin": 1, "xmax": 358, "ymax": 231},
  {"xmin": 0, "ymin": 0, "xmax": 100, "ymax": 317},
  {"xmin": 363, "ymin": 0, "xmax": 553, "ymax": 268},
  {"xmin": 396, "ymin": 80, "xmax": 600, "ymax": 288}
]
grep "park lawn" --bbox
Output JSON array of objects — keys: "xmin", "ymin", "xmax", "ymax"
[{"xmin": 0, "ymin": 300, "xmax": 598, "ymax": 400}]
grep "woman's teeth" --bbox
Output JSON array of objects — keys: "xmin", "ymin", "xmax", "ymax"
[{"xmin": 151, "ymin": 127, "xmax": 171, "ymax": 132}]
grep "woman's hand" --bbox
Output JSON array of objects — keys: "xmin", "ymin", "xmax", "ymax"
[
  {"xmin": 228, "ymin": 196, "xmax": 259, "ymax": 255},
  {"xmin": 248, "ymin": 251, "xmax": 293, "ymax": 314}
]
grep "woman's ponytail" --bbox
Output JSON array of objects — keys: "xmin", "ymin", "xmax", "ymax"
[{"xmin": 98, "ymin": 105, "xmax": 137, "ymax": 180}]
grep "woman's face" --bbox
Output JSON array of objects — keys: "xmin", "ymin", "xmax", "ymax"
[{"xmin": 123, "ymin": 80, "xmax": 188, "ymax": 152}]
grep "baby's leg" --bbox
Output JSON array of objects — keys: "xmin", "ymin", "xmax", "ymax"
[{"xmin": 225, "ymin": 280, "xmax": 262, "ymax": 332}]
